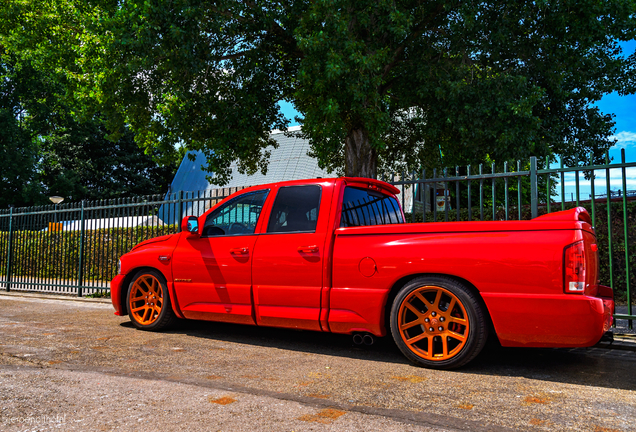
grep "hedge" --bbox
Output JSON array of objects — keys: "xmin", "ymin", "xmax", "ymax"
[
  {"xmin": 0, "ymin": 225, "xmax": 177, "ymax": 284},
  {"xmin": 1, "ymin": 202, "xmax": 633, "ymax": 303}
]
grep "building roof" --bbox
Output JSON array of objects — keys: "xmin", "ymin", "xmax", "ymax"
[
  {"xmin": 159, "ymin": 127, "xmax": 331, "ymax": 224},
  {"xmin": 169, "ymin": 126, "xmax": 331, "ymax": 193}
]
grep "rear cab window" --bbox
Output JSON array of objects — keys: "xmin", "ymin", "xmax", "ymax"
[
  {"xmin": 267, "ymin": 185, "xmax": 322, "ymax": 233},
  {"xmin": 340, "ymin": 186, "xmax": 404, "ymax": 227}
]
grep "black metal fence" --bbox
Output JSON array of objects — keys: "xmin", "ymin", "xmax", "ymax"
[
  {"xmin": 0, "ymin": 187, "xmax": 245, "ymax": 296},
  {"xmin": 0, "ymin": 152, "xmax": 633, "ymax": 325},
  {"xmin": 390, "ymin": 150, "xmax": 635, "ymax": 325}
]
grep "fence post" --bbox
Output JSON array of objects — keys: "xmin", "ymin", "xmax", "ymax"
[
  {"xmin": 530, "ymin": 157, "xmax": 538, "ymax": 219},
  {"xmin": 77, "ymin": 200, "xmax": 85, "ymax": 297},
  {"xmin": 5, "ymin": 206, "xmax": 13, "ymax": 292},
  {"xmin": 589, "ymin": 152, "xmax": 596, "ymax": 227},
  {"xmin": 621, "ymin": 149, "xmax": 632, "ymax": 328},
  {"xmin": 545, "ymin": 156, "xmax": 551, "ymax": 214},
  {"xmin": 177, "ymin": 191, "xmax": 184, "ymax": 231},
  {"xmin": 605, "ymin": 151, "xmax": 614, "ymax": 292}
]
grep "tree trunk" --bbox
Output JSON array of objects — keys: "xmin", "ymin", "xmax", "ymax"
[{"xmin": 344, "ymin": 127, "xmax": 377, "ymax": 178}]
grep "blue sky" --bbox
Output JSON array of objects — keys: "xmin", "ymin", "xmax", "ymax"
[
  {"xmin": 596, "ymin": 39, "xmax": 636, "ymax": 160},
  {"xmin": 279, "ymin": 41, "xmax": 636, "ymax": 200},
  {"xmin": 279, "ymin": 100, "xmax": 301, "ymax": 127},
  {"xmin": 566, "ymin": 40, "xmax": 636, "ymax": 200}
]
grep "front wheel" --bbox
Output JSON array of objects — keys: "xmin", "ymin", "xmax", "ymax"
[
  {"xmin": 390, "ymin": 276, "xmax": 488, "ymax": 369},
  {"xmin": 127, "ymin": 270, "xmax": 176, "ymax": 331}
]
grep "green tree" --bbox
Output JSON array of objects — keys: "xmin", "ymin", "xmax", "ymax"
[
  {"xmin": 4, "ymin": 1, "xmax": 636, "ymax": 183},
  {"xmin": 0, "ymin": 57, "xmax": 45, "ymax": 208},
  {"xmin": 0, "ymin": 7, "xmax": 182, "ymax": 207},
  {"xmin": 40, "ymin": 118, "xmax": 182, "ymax": 201}
]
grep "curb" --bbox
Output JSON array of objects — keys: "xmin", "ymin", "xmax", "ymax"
[
  {"xmin": 611, "ymin": 333, "xmax": 636, "ymax": 346},
  {"xmin": 0, "ymin": 291, "xmax": 111, "ymax": 304}
]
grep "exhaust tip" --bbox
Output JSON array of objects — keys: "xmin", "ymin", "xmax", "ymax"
[
  {"xmin": 362, "ymin": 334, "xmax": 375, "ymax": 346},
  {"xmin": 352, "ymin": 334, "xmax": 364, "ymax": 345}
]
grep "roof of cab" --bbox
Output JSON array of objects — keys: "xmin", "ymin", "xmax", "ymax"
[{"xmin": 236, "ymin": 177, "xmax": 401, "ymax": 197}]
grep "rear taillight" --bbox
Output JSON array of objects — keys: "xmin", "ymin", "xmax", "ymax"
[{"xmin": 564, "ymin": 241, "xmax": 586, "ymax": 293}]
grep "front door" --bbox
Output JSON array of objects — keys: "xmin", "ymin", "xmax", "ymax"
[{"xmin": 172, "ymin": 189, "xmax": 269, "ymax": 324}]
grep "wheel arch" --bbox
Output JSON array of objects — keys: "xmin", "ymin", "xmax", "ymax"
[
  {"xmin": 118, "ymin": 266, "xmax": 169, "ymax": 316},
  {"xmin": 382, "ymin": 273, "xmax": 497, "ymax": 341}
]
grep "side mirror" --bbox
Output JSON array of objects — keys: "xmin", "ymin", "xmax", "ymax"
[{"xmin": 181, "ymin": 216, "xmax": 199, "ymax": 236}]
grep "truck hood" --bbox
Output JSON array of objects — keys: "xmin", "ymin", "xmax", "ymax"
[{"xmin": 131, "ymin": 234, "xmax": 176, "ymax": 251}]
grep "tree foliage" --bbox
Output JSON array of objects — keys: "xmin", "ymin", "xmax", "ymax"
[
  {"xmin": 0, "ymin": 3, "xmax": 182, "ymax": 207},
  {"xmin": 40, "ymin": 118, "xmax": 183, "ymax": 201},
  {"xmin": 0, "ymin": 57, "xmax": 46, "ymax": 208},
  {"xmin": 4, "ymin": 1, "xmax": 636, "ymax": 184}
]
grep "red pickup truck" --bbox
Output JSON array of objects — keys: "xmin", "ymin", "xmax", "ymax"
[{"xmin": 110, "ymin": 177, "xmax": 614, "ymax": 369}]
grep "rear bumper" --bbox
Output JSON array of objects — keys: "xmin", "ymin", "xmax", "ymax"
[
  {"xmin": 482, "ymin": 291, "xmax": 614, "ymax": 348},
  {"xmin": 110, "ymin": 274, "xmax": 126, "ymax": 316}
]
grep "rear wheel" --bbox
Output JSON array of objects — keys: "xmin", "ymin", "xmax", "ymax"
[
  {"xmin": 390, "ymin": 276, "xmax": 488, "ymax": 369},
  {"xmin": 127, "ymin": 270, "xmax": 175, "ymax": 331}
]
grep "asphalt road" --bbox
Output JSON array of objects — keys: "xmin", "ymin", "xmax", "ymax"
[{"xmin": 0, "ymin": 293, "xmax": 634, "ymax": 432}]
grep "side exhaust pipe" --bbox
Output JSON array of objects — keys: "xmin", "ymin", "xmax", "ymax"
[
  {"xmin": 362, "ymin": 334, "xmax": 375, "ymax": 346},
  {"xmin": 352, "ymin": 333, "xmax": 375, "ymax": 346}
]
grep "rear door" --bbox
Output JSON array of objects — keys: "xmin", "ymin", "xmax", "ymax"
[{"xmin": 252, "ymin": 184, "xmax": 334, "ymax": 330}]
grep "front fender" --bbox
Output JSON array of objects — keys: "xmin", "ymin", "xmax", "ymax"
[{"xmin": 113, "ymin": 233, "xmax": 183, "ymax": 317}]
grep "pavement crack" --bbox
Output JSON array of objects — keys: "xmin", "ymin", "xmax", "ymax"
[{"xmin": 0, "ymin": 352, "xmax": 47, "ymax": 367}]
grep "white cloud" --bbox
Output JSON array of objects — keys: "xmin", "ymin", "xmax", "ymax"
[
  {"xmin": 560, "ymin": 168, "xmax": 636, "ymax": 195},
  {"xmin": 562, "ymin": 167, "xmax": 636, "ymax": 182},
  {"xmin": 610, "ymin": 131, "xmax": 636, "ymax": 149},
  {"xmin": 561, "ymin": 179, "xmax": 636, "ymax": 188}
]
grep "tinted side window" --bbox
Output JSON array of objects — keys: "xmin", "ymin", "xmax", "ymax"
[
  {"xmin": 202, "ymin": 190, "xmax": 269, "ymax": 236},
  {"xmin": 340, "ymin": 186, "xmax": 404, "ymax": 227},
  {"xmin": 267, "ymin": 185, "xmax": 321, "ymax": 233}
]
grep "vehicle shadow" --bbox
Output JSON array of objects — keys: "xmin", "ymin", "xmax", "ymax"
[
  {"xmin": 138, "ymin": 319, "xmax": 636, "ymax": 391},
  {"xmin": 158, "ymin": 318, "xmax": 408, "ymax": 365},
  {"xmin": 465, "ymin": 342, "xmax": 636, "ymax": 391}
]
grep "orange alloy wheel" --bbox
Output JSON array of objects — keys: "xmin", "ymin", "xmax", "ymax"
[
  {"xmin": 397, "ymin": 285, "xmax": 470, "ymax": 361},
  {"xmin": 128, "ymin": 274, "xmax": 164, "ymax": 326}
]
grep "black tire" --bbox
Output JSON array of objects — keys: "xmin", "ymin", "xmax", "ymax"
[
  {"xmin": 127, "ymin": 269, "xmax": 176, "ymax": 331},
  {"xmin": 390, "ymin": 276, "xmax": 488, "ymax": 369}
]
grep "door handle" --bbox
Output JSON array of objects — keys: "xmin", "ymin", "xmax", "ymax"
[
  {"xmin": 230, "ymin": 247, "xmax": 249, "ymax": 255},
  {"xmin": 298, "ymin": 245, "xmax": 319, "ymax": 253}
]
